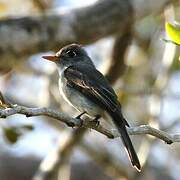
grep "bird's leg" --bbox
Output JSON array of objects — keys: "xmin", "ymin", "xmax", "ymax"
[
  {"xmin": 92, "ymin": 115, "xmax": 101, "ymax": 127},
  {"xmin": 75, "ymin": 111, "xmax": 86, "ymax": 119},
  {"xmin": 75, "ymin": 112, "xmax": 86, "ymax": 127}
]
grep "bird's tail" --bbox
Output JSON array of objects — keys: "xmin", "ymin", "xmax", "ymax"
[{"xmin": 111, "ymin": 110, "xmax": 141, "ymax": 171}]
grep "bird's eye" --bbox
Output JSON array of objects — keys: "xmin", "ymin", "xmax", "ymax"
[{"xmin": 66, "ymin": 50, "xmax": 77, "ymax": 57}]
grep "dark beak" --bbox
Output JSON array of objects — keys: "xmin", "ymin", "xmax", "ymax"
[{"xmin": 42, "ymin": 55, "xmax": 58, "ymax": 62}]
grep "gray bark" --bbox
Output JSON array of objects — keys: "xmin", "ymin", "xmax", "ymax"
[{"xmin": 0, "ymin": 0, "xmax": 132, "ymax": 70}]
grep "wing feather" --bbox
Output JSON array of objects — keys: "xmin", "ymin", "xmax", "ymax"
[{"xmin": 64, "ymin": 65, "xmax": 118, "ymax": 112}]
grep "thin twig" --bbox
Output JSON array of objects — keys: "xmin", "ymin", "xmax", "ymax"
[{"xmin": 0, "ymin": 105, "xmax": 179, "ymax": 144}]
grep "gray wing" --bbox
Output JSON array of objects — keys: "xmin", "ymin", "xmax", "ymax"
[{"xmin": 64, "ymin": 65, "xmax": 120, "ymax": 112}]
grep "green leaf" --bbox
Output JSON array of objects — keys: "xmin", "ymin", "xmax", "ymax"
[
  {"xmin": 3, "ymin": 127, "xmax": 21, "ymax": 144},
  {"xmin": 3, "ymin": 124, "xmax": 34, "ymax": 144},
  {"xmin": 165, "ymin": 22, "xmax": 180, "ymax": 45}
]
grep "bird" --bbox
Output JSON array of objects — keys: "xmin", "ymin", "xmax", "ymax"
[{"xmin": 42, "ymin": 44, "xmax": 141, "ymax": 171}]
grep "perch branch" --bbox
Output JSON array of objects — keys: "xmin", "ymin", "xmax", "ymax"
[{"xmin": 0, "ymin": 105, "xmax": 179, "ymax": 144}]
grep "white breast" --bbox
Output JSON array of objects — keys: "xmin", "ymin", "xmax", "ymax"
[
  {"xmin": 58, "ymin": 68, "xmax": 103, "ymax": 117},
  {"xmin": 58, "ymin": 76, "xmax": 74, "ymax": 108}
]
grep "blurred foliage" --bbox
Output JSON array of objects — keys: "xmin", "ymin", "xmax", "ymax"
[
  {"xmin": 3, "ymin": 125, "xmax": 34, "ymax": 144},
  {"xmin": 0, "ymin": 2, "xmax": 7, "ymax": 14},
  {"xmin": 165, "ymin": 22, "xmax": 180, "ymax": 45},
  {"xmin": 3, "ymin": 127, "xmax": 21, "ymax": 144}
]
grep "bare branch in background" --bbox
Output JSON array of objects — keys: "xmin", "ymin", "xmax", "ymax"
[
  {"xmin": 0, "ymin": 105, "xmax": 179, "ymax": 144},
  {"xmin": 0, "ymin": 0, "xmax": 176, "ymax": 72},
  {"xmin": 0, "ymin": 0, "xmax": 133, "ymax": 70},
  {"xmin": 33, "ymin": 128, "xmax": 87, "ymax": 180},
  {"xmin": 32, "ymin": 0, "xmax": 53, "ymax": 12},
  {"xmin": 80, "ymin": 141, "xmax": 130, "ymax": 178},
  {"xmin": 106, "ymin": 30, "xmax": 133, "ymax": 84},
  {"xmin": 133, "ymin": 0, "xmax": 172, "ymax": 18}
]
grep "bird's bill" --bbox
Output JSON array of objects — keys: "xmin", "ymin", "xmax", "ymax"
[{"xmin": 42, "ymin": 55, "xmax": 58, "ymax": 62}]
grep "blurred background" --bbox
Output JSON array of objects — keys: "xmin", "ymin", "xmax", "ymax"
[{"xmin": 0, "ymin": 0, "xmax": 179, "ymax": 179}]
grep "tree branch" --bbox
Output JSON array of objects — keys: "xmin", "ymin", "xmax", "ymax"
[
  {"xmin": 106, "ymin": 30, "xmax": 133, "ymax": 84},
  {"xmin": 0, "ymin": 0, "xmax": 176, "ymax": 75},
  {"xmin": 0, "ymin": 105, "xmax": 179, "ymax": 144},
  {"xmin": 0, "ymin": 0, "xmax": 132, "ymax": 70}
]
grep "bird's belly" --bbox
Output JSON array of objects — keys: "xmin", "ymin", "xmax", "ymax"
[{"xmin": 59, "ymin": 80, "xmax": 102, "ymax": 117}]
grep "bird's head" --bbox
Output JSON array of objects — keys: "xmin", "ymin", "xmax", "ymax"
[{"xmin": 42, "ymin": 44, "xmax": 94, "ymax": 69}]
